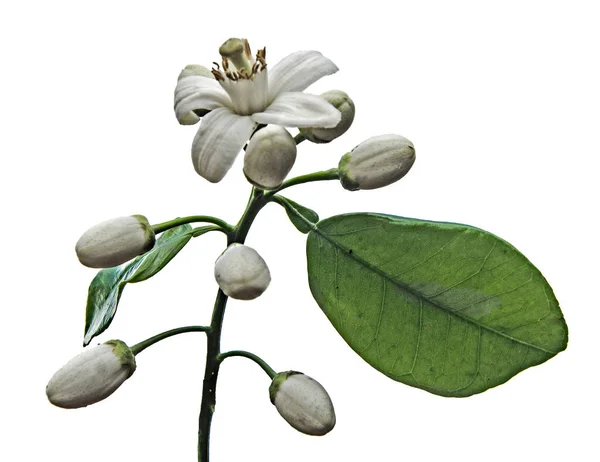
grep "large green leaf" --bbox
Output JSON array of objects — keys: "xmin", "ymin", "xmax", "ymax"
[
  {"xmin": 84, "ymin": 224, "xmax": 193, "ymax": 346},
  {"xmin": 307, "ymin": 213, "xmax": 567, "ymax": 397}
]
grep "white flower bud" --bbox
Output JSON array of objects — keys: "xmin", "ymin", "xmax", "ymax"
[
  {"xmin": 178, "ymin": 64, "xmax": 213, "ymax": 80},
  {"xmin": 176, "ymin": 65, "xmax": 214, "ymax": 124},
  {"xmin": 243, "ymin": 126, "xmax": 297, "ymax": 190},
  {"xmin": 214, "ymin": 243, "xmax": 271, "ymax": 300},
  {"xmin": 300, "ymin": 90, "xmax": 355, "ymax": 143},
  {"xmin": 75, "ymin": 215, "xmax": 155, "ymax": 268},
  {"xmin": 46, "ymin": 340, "xmax": 136, "ymax": 409},
  {"xmin": 338, "ymin": 134, "xmax": 415, "ymax": 190},
  {"xmin": 269, "ymin": 371, "xmax": 336, "ymax": 436}
]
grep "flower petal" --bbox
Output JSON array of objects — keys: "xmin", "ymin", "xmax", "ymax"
[
  {"xmin": 267, "ymin": 51, "xmax": 338, "ymax": 102},
  {"xmin": 252, "ymin": 92, "xmax": 341, "ymax": 128},
  {"xmin": 175, "ymin": 75, "xmax": 232, "ymax": 125},
  {"xmin": 192, "ymin": 107, "xmax": 255, "ymax": 182}
]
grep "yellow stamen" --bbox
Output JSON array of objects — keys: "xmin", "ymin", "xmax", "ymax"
[{"xmin": 211, "ymin": 69, "xmax": 224, "ymax": 81}]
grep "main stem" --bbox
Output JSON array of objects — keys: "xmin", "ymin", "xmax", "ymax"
[{"xmin": 198, "ymin": 187, "xmax": 269, "ymax": 462}]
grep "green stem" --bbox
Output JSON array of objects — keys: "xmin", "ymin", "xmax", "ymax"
[
  {"xmin": 266, "ymin": 168, "xmax": 339, "ymax": 196},
  {"xmin": 294, "ymin": 132, "xmax": 306, "ymax": 144},
  {"xmin": 198, "ymin": 186, "xmax": 271, "ymax": 462},
  {"xmin": 153, "ymin": 215, "xmax": 233, "ymax": 234},
  {"xmin": 198, "ymin": 289, "xmax": 227, "ymax": 462},
  {"xmin": 197, "ymin": 174, "xmax": 335, "ymax": 461},
  {"xmin": 218, "ymin": 350, "xmax": 277, "ymax": 379},
  {"xmin": 230, "ymin": 187, "xmax": 269, "ymax": 244},
  {"xmin": 130, "ymin": 326, "xmax": 210, "ymax": 355}
]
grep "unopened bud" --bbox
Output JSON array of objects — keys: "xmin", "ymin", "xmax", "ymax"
[
  {"xmin": 176, "ymin": 65, "xmax": 214, "ymax": 124},
  {"xmin": 300, "ymin": 90, "xmax": 355, "ymax": 143},
  {"xmin": 338, "ymin": 134, "xmax": 415, "ymax": 190},
  {"xmin": 178, "ymin": 64, "xmax": 213, "ymax": 80},
  {"xmin": 214, "ymin": 243, "xmax": 271, "ymax": 300},
  {"xmin": 46, "ymin": 340, "xmax": 136, "ymax": 409},
  {"xmin": 269, "ymin": 371, "xmax": 336, "ymax": 436},
  {"xmin": 244, "ymin": 126, "xmax": 297, "ymax": 190},
  {"xmin": 75, "ymin": 215, "xmax": 155, "ymax": 268}
]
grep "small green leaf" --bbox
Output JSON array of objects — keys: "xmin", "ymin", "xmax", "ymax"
[
  {"xmin": 307, "ymin": 213, "xmax": 567, "ymax": 397},
  {"xmin": 126, "ymin": 225, "xmax": 194, "ymax": 283},
  {"xmin": 274, "ymin": 195, "xmax": 319, "ymax": 234},
  {"xmin": 84, "ymin": 224, "xmax": 193, "ymax": 346}
]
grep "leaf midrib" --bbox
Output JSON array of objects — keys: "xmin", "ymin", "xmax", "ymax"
[{"xmin": 311, "ymin": 223, "xmax": 558, "ymax": 356}]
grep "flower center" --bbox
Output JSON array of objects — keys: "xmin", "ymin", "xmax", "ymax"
[{"xmin": 212, "ymin": 38, "xmax": 268, "ymax": 115}]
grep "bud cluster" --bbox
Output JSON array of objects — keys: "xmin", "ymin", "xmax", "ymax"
[{"xmin": 50, "ymin": 37, "xmax": 422, "ymax": 462}]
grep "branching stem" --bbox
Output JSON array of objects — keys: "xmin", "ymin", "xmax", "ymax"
[
  {"xmin": 130, "ymin": 326, "xmax": 210, "ymax": 355},
  {"xmin": 267, "ymin": 168, "xmax": 339, "ymax": 196},
  {"xmin": 294, "ymin": 132, "xmax": 306, "ymax": 144},
  {"xmin": 218, "ymin": 350, "xmax": 277, "ymax": 379},
  {"xmin": 153, "ymin": 215, "xmax": 234, "ymax": 234}
]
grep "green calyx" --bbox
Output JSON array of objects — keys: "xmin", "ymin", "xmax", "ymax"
[
  {"xmin": 132, "ymin": 214, "xmax": 156, "ymax": 252},
  {"xmin": 269, "ymin": 370, "xmax": 302, "ymax": 404},
  {"xmin": 338, "ymin": 152, "xmax": 359, "ymax": 191},
  {"xmin": 105, "ymin": 340, "xmax": 137, "ymax": 378}
]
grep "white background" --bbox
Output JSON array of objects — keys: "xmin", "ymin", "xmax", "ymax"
[{"xmin": 2, "ymin": 1, "xmax": 599, "ymax": 461}]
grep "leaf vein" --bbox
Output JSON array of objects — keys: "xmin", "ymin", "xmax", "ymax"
[{"xmin": 428, "ymin": 241, "xmax": 497, "ymax": 299}]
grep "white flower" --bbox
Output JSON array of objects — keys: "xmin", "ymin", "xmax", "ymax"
[
  {"xmin": 46, "ymin": 340, "xmax": 136, "ymax": 409},
  {"xmin": 214, "ymin": 243, "xmax": 271, "ymax": 300},
  {"xmin": 75, "ymin": 215, "xmax": 155, "ymax": 268},
  {"xmin": 269, "ymin": 371, "xmax": 336, "ymax": 436},
  {"xmin": 174, "ymin": 38, "xmax": 341, "ymax": 183}
]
